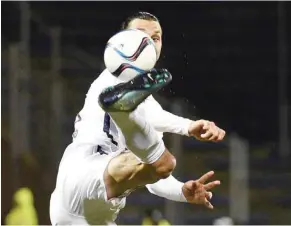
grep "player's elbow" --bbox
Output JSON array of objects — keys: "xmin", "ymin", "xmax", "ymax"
[
  {"xmin": 156, "ymin": 157, "xmax": 176, "ymax": 179},
  {"xmin": 152, "ymin": 149, "xmax": 176, "ymax": 179}
]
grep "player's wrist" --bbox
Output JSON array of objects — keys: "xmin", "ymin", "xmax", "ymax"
[
  {"xmin": 166, "ymin": 178, "xmax": 187, "ymax": 202},
  {"xmin": 186, "ymin": 120, "xmax": 195, "ymax": 137},
  {"xmin": 180, "ymin": 184, "xmax": 188, "ymax": 202},
  {"xmin": 146, "ymin": 175, "xmax": 188, "ymax": 202}
]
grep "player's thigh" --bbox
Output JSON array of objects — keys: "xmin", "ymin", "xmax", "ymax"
[
  {"xmin": 54, "ymin": 145, "xmax": 121, "ymax": 223},
  {"xmin": 50, "ymin": 190, "xmax": 90, "ymax": 226},
  {"xmin": 80, "ymin": 152, "xmax": 126, "ymax": 224},
  {"xmin": 62, "ymin": 149, "xmax": 123, "ymax": 224}
]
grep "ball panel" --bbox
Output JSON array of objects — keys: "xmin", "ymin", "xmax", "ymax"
[
  {"xmin": 131, "ymin": 45, "xmax": 157, "ymax": 71},
  {"xmin": 117, "ymin": 65, "xmax": 145, "ymax": 81},
  {"xmin": 106, "ymin": 37, "xmax": 155, "ymax": 62},
  {"xmin": 112, "ymin": 63, "xmax": 145, "ymax": 76},
  {"xmin": 104, "ymin": 47, "xmax": 122, "ymax": 73},
  {"xmin": 107, "ymin": 29, "xmax": 149, "ymax": 56}
]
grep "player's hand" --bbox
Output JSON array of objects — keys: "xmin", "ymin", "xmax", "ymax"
[
  {"xmin": 182, "ymin": 171, "xmax": 220, "ymax": 209},
  {"xmin": 188, "ymin": 119, "xmax": 226, "ymax": 142}
]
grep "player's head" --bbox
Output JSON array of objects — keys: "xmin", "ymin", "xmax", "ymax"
[{"xmin": 121, "ymin": 12, "xmax": 162, "ymax": 60}]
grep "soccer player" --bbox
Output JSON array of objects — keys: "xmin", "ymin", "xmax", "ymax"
[{"xmin": 50, "ymin": 12, "xmax": 226, "ymax": 225}]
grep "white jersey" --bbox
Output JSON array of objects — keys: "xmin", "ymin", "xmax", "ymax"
[
  {"xmin": 50, "ymin": 69, "xmax": 192, "ymax": 225},
  {"xmin": 71, "ymin": 69, "xmax": 192, "ymax": 155}
]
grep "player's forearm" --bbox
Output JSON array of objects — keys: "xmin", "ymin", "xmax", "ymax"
[
  {"xmin": 151, "ymin": 110, "xmax": 192, "ymax": 136},
  {"xmin": 146, "ymin": 175, "xmax": 187, "ymax": 202},
  {"xmin": 142, "ymin": 96, "xmax": 192, "ymax": 136}
]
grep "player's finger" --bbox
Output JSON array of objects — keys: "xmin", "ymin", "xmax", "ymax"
[
  {"xmin": 205, "ymin": 191, "xmax": 213, "ymax": 200},
  {"xmin": 217, "ymin": 129, "xmax": 226, "ymax": 141},
  {"xmin": 204, "ymin": 180, "xmax": 221, "ymax": 190},
  {"xmin": 198, "ymin": 171, "xmax": 214, "ymax": 183},
  {"xmin": 204, "ymin": 198, "xmax": 214, "ymax": 209},
  {"xmin": 191, "ymin": 181, "xmax": 199, "ymax": 190},
  {"xmin": 202, "ymin": 121, "xmax": 210, "ymax": 130},
  {"xmin": 209, "ymin": 129, "xmax": 219, "ymax": 141},
  {"xmin": 200, "ymin": 130, "xmax": 213, "ymax": 139}
]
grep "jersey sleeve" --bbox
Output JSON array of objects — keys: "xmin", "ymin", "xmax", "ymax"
[
  {"xmin": 141, "ymin": 96, "xmax": 192, "ymax": 136},
  {"xmin": 146, "ymin": 175, "xmax": 187, "ymax": 202}
]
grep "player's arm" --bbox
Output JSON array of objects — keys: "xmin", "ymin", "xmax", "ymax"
[
  {"xmin": 142, "ymin": 95, "xmax": 192, "ymax": 136},
  {"xmin": 143, "ymin": 96, "xmax": 226, "ymax": 142},
  {"xmin": 145, "ymin": 174, "xmax": 186, "ymax": 202},
  {"xmin": 146, "ymin": 171, "xmax": 220, "ymax": 209}
]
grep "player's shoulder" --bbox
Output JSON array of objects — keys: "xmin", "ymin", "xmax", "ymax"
[
  {"xmin": 86, "ymin": 69, "xmax": 121, "ymax": 97},
  {"xmin": 92, "ymin": 69, "xmax": 112, "ymax": 83},
  {"xmin": 91, "ymin": 69, "xmax": 120, "ymax": 87}
]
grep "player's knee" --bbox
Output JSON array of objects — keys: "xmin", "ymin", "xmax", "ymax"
[{"xmin": 151, "ymin": 149, "xmax": 176, "ymax": 179}]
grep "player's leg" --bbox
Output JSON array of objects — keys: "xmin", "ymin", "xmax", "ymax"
[
  {"xmin": 99, "ymin": 69, "xmax": 176, "ymax": 199},
  {"xmin": 104, "ymin": 149, "xmax": 175, "ymax": 199}
]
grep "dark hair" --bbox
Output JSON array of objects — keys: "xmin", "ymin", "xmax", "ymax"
[{"xmin": 121, "ymin": 12, "xmax": 159, "ymax": 30}]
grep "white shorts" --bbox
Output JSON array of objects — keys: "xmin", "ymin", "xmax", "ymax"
[{"xmin": 50, "ymin": 143, "xmax": 126, "ymax": 225}]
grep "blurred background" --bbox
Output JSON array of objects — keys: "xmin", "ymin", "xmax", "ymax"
[{"xmin": 1, "ymin": 1, "xmax": 291, "ymax": 225}]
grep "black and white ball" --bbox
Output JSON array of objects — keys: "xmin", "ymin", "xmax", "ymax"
[{"xmin": 104, "ymin": 29, "xmax": 157, "ymax": 81}]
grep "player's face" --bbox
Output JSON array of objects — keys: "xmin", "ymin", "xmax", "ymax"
[{"xmin": 128, "ymin": 19, "xmax": 162, "ymax": 61}]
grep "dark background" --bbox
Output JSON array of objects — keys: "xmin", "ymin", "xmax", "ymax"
[
  {"xmin": 2, "ymin": 1, "xmax": 291, "ymax": 225},
  {"xmin": 3, "ymin": 1, "xmax": 290, "ymax": 143}
]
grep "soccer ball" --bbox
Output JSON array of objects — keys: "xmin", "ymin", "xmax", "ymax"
[{"xmin": 104, "ymin": 29, "xmax": 157, "ymax": 81}]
